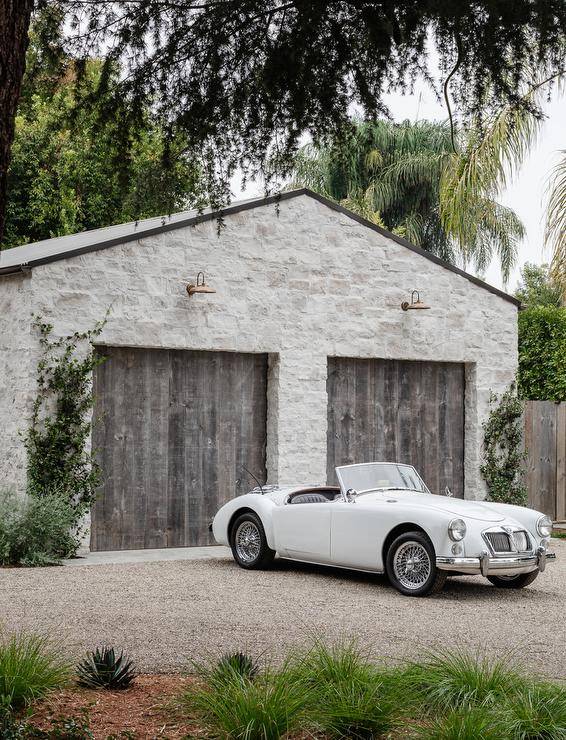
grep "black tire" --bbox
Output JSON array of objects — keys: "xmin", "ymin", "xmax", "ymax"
[
  {"xmin": 230, "ymin": 512, "xmax": 275, "ymax": 570},
  {"xmin": 386, "ymin": 531, "xmax": 447, "ymax": 597},
  {"xmin": 487, "ymin": 570, "xmax": 539, "ymax": 589}
]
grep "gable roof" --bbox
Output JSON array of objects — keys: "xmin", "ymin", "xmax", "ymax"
[{"xmin": 0, "ymin": 188, "xmax": 519, "ymax": 306}]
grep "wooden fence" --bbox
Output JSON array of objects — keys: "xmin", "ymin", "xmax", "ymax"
[{"xmin": 524, "ymin": 400, "xmax": 566, "ymax": 521}]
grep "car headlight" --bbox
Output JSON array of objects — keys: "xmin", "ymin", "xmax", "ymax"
[
  {"xmin": 536, "ymin": 515, "xmax": 553, "ymax": 538},
  {"xmin": 448, "ymin": 518, "xmax": 467, "ymax": 541}
]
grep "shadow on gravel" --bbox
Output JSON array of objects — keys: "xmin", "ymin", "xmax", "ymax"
[{"xmin": 211, "ymin": 556, "xmax": 553, "ymax": 603}]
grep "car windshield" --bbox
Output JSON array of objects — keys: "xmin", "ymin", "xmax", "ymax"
[{"xmin": 336, "ymin": 463, "xmax": 430, "ymax": 495}]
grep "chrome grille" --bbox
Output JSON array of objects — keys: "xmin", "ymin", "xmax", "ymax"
[
  {"xmin": 485, "ymin": 532, "xmax": 512, "ymax": 552},
  {"xmin": 512, "ymin": 531, "xmax": 530, "ymax": 552},
  {"xmin": 485, "ymin": 530, "xmax": 531, "ymax": 553}
]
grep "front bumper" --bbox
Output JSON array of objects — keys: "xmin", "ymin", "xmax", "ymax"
[{"xmin": 437, "ymin": 548, "xmax": 556, "ymax": 577}]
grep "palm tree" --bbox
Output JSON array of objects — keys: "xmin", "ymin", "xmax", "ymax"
[
  {"xmin": 292, "ymin": 119, "xmax": 524, "ymax": 283},
  {"xmin": 436, "ymin": 71, "xmax": 566, "ymax": 291}
]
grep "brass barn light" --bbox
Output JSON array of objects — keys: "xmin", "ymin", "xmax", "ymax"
[
  {"xmin": 401, "ymin": 290, "xmax": 430, "ymax": 311},
  {"xmin": 187, "ymin": 272, "xmax": 216, "ymax": 296}
]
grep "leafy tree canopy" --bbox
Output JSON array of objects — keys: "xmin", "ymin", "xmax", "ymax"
[
  {"xmin": 63, "ymin": 0, "xmax": 566, "ymax": 209},
  {"xmin": 514, "ymin": 262, "xmax": 562, "ymax": 308},
  {"xmin": 3, "ymin": 12, "xmax": 201, "ymax": 248},
  {"xmin": 292, "ymin": 119, "xmax": 524, "ymax": 281}
]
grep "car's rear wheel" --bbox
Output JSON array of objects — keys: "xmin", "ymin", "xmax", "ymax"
[
  {"xmin": 386, "ymin": 531, "xmax": 447, "ymax": 597},
  {"xmin": 230, "ymin": 512, "xmax": 275, "ymax": 570},
  {"xmin": 487, "ymin": 571, "xmax": 539, "ymax": 588}
]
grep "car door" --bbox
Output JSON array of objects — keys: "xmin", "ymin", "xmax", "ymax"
[
  {"xmin": 330, "ymin": 503, "xmax": 385, "ymax": 570},
  {"xmin": 272, "ymin": 502, "xmax": 333, "ymax": 562}
]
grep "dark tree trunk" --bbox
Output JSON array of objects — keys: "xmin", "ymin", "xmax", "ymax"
[{"xmin": 0, "ymin": 0, "xmax": 34, "ymax": 247}]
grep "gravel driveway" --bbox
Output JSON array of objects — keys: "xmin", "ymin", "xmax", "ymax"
[{"xmin": 2, "ymin": 540, "xmax": 565, "ymax": 678}]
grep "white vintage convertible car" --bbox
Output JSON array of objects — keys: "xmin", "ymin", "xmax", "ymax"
[{"xmin": 212, "ymin": 462, "xmax": 556, "ymax": 596}]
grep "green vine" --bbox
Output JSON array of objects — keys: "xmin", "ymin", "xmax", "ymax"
[
  {"xmin": 480, "ymin": 383, "xmax": 527, "ymax": 506},
  {"xmin": 23, "ymin": 313, "xmax": 108, "ymax": 525}
]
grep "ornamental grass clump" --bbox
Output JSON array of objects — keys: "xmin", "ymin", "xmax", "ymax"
[
  {"xmin": 184, "ymin": 658, "xmax": 309, "ymax": 740},
  {"xmin": 286, "ymin": 639, "xmax": 401, "ymax": 738},
  {"xmin": 401, "ymin": 648, "xmax": 527, "ymax": 713},
  {"xmin": 417, "ymin": 706, "xmax": 509, "ymax": 740},
  {"xmin": 502, "ymin": 682, "xmax": 566, "ymax": 739},
  {"xmin": 180, "ymin": 642, "xmax": 566, "ymax": 739},
  {"xmin": 0, "ymin": 631, "xmax": 72, "ymax": 711}
]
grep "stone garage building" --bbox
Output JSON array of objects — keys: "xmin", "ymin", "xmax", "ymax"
[{"xmin": 0, "ymin": 189, "xmax": 519, "ymax": 551}]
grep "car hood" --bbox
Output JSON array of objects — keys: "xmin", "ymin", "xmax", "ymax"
[{"xmin": 363, "ymin": 491, "xmax": 505, "ymax": 522}]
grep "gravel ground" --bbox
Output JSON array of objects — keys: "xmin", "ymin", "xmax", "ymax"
[{"xmin": 2, "ymin": 540, "xmax": 565, "ymax": 678}]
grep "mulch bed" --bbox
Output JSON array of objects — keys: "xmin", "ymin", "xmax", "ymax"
[{"xmin": 28, "ymin": 674, "xmax": 201, "ymax": 739}]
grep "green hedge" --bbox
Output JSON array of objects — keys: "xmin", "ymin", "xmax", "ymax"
[{"xmin": 518, "ymin": 306, "xmax": 566, "ymax": 401}]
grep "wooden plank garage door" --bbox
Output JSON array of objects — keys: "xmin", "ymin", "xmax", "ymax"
[
  {"xmin": 327, "ymin": 358, "xmax": 465, "ymax": 497},
  {"xmin": 91, "ymin": 347, "xmax": 268, "ymax": 551}
]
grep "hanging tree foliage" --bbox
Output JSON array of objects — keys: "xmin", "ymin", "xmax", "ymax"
[
  {"xmin": 1, "ymin": 1, "xmax": 565, "ymax": 242},
  {"xmin": 63, "ymin": 0, "xmax": 566, "ymax": 207}
]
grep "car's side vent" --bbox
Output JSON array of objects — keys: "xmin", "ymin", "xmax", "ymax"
[{"xmin": 485, "ymin": 532, "xmax": 512, "ymax": 552}]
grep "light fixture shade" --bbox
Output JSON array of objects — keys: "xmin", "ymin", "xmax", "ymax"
[
  {"xmin": 187, "ymin": 271, "xmax": 216, "ymax": 296},
  {"xmin": 187, "ymin": 284, "xmax": 216, "ymax": 296}
]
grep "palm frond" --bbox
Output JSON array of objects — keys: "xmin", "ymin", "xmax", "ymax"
[
  {"xmin": 547, "ymin": 151, "xmax": 566, "ymax": 294},
  {"xmin": 473, "ymin": 202, "xmax": 524, "ymax": 285},
  {"xmin": 439, "ymin": 84, "xmax": 545, "ymax": 253},
  {"xmin": 396, "ymin": 211, "xmax": 426, "ymax": 247},
  {"xmin": 365, "ymin": 148, "xmax": 383, "ymax": 172},
  {"xmin": 376, "ymin": 152, "xmax": 448, "ymax": 197}
]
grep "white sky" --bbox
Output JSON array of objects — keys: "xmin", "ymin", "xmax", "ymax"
[{"xmin": 233, "ymin": 84, "xmax": 565, "ymax": 296}]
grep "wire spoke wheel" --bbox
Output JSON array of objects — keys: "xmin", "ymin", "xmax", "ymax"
[
  {"xmin": 234, "ymin": 520, "xmax": 261, "ymax": 564},
  {"xmin": 393, "ymin": 540, "xmax": 432, "ymax": 590}
]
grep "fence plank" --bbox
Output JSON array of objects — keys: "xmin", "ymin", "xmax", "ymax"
[
  {"xmin": 556, "ymin": 403, "xmax": 566, "ymax": 521},
  {"xmin": 524, "ymin": 400, "xmax": 558, "ymax": 519}
]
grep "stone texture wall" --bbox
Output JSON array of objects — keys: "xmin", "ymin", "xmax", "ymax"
[
  {"xmin": 0, "ymin": 271, "xmax": 33, "ymax": 492},
  {"xmin": 0, "ymin": 194, "xmax": 518, "ymax": 505}
]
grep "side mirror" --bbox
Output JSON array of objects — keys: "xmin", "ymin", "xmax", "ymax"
[
  {"xmin": 445, "ymin": 486, "xmax": 453, "ymax": 498},
  {"xmin": 345, "ymin": 488, "xmax": 358, "ymax": 503}
]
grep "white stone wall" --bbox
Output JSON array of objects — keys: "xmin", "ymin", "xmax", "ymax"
[
  {"xmin": 0, "ymin": 194, "xmax": 518, "ymax": 505},
  {"xmin": 0, "ymin": 271, "xmax": 33, "ymax": 492}
]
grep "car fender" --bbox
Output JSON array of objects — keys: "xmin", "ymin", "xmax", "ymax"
[
  {"xmin": 366, "ymin": 501, "xmax": 459, "ymax": 565},
  {"xmin": 212, "ymin": 494, "xmax": 278, "ymax": 549}
]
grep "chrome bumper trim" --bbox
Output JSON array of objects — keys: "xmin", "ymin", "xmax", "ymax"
[{"xmin": 437, "ymin": 550, "xmax": 556, "ymax": 576}]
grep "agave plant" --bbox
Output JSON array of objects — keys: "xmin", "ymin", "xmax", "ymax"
[
  {"xmin": 214, "ymin": 651, "xmax": 259, "ymax": 682},
  {"xmin": 76, "ymin": 646, "xmax": 136, "ymax": 690}
]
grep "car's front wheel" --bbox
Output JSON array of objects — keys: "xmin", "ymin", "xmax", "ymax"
[
  {"xmin": 487, "ymin": 571, "xmax": 539, "ymax": 589},
  {"xmin": 230, "ymin": 512, "xmax": 275, "ymax": 570},
  {"xmin": 386, "ymin": 531, "xmax": 447, "ymax": 597}
]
